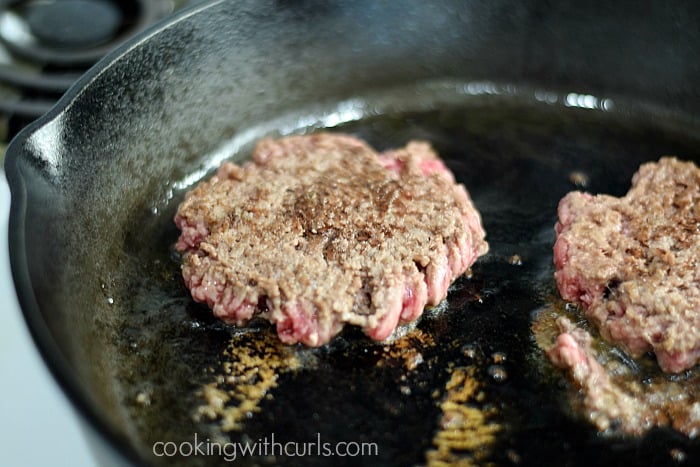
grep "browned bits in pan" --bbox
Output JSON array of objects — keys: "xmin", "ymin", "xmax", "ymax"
[
  {"xmin": 425, "ymin": 366, "xmax": 501, "ymax": 466},
  {"xmin": 568, "ymin": 170, "xmax": 590, "ymax": 188},
  {"xmin": 193, "ymin": 330, "xmax": 302, "ymax": 432}
]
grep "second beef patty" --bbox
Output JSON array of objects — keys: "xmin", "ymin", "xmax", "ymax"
[{"xmin": 554, "ymin": 157, "xmax": 700, "ymax": 373}]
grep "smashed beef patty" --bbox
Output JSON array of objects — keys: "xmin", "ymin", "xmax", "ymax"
[
  {"xmin": 554, "ymin": 157, "xmax": 700, "ymax": 373},
  {"xmin": 174, "ymin": 132, "xmax": 488, "ymax": 346}
]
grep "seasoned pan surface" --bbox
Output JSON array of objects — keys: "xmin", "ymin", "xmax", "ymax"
[{"xmin": 112, "ymin": 87, "xmax": 700, "ymax": 466}]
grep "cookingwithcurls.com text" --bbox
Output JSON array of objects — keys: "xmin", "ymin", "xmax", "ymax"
[{"xmin": 152, "ymin": 433, "xmax": 379, "ymax": 462}]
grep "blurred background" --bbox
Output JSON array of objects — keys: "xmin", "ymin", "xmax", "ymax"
[{"xmin": 0, "ymin": 1, "xmax": 203, "ymax": 465}]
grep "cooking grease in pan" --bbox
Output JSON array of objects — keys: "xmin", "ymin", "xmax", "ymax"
[
  {"xmin": 115, "ymin": 82, "xmax": 700, "ymax": 467},
  {"xmin": 533, "ymin": 301, "xmax": 700, "ymax": 438}
]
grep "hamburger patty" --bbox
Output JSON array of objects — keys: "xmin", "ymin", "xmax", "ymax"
[
  {"xmin": 174, "ymin": 133, "xmax": 488, "ymax": 346},
  {"xmin": 554, "ymin": 157, "xmax": 700, "ymax": 373}
]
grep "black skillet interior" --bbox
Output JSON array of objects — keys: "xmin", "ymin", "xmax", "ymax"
[{"xmin": 5, "ymin": 1, "xmax": 700, "ymax": 466}]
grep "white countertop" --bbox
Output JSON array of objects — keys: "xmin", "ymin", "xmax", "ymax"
[{"xmin": 0, "ymin": 172, "xmax": 96, "ymax": 467}]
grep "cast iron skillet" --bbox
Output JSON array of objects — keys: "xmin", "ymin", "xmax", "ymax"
[{"xmin": 5, "ymin": 1, "xmax": 700, "ymax": 466}]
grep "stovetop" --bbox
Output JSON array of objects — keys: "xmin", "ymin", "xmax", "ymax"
[
  {"xmin": 0, "ymin": 2, "xmax": 204, "ymax": 465},
  {"xmin": 0, "ymin": 0, "xmax": 200, "ymax": 146}
]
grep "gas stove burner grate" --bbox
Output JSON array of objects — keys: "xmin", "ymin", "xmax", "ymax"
[
  {"xmin": 0, "ymin": 0, "xmax": 169, "ymax": 66},
  {"xmin": 0, "ymin": 0, "xmax": 197, "ymax": 142}
]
